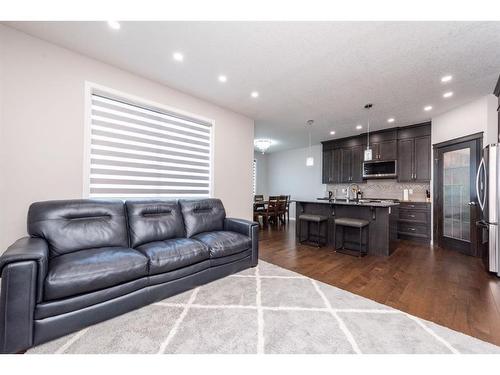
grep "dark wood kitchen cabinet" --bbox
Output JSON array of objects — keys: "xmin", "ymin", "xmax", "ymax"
[
  {"xmin": 397, "ymin": 123, "xmax": 431, "ymax": 182},
  {"xmin": 414, "ymin": 136, "xmax": 431, "ymax": 181},
  {"xmin": 371, "ymin": 140, "xmax": 397, "ymax": 161},
  {"xmin": 322, "ymin": 148, "xmax": 341, "ymax": 184},
  {"xmin": 397, "ymin": 202, "xmax": 431, "ymax": 243},
  {"xmin": 341, "ymin": 145, "xmax": 364, "ymax": 183},
  {"xmin": 397, "ymin": 139, "xmax": 414, "ymax": 181},
  {"xmin": 321, "ymin": 122, "xmax": 430, "ymax": 184},
  {"xmin": 322, "ymin": 150, "xmax": 333, "ymax": 184}
]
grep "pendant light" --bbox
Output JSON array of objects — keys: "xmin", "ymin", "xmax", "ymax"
[
  {"xmin": 364, "ymin": 103, "xmax": 373, "ymax": 161},
  {"xmin": 254, "ymin": 139, "xmax": 273, "ymax": 154},
  {"xmin": 306, "ymin": 120, "xmax": 314, "ymax": 167}
]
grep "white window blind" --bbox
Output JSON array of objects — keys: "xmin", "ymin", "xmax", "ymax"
[{"xmin": 89, "ymin": 92, "xmax": 212, "ymax": 198}]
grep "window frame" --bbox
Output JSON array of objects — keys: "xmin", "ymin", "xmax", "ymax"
[
  {"xmin": 253, "ymin": 159, "xmax": 257, "ymax": 195},
  {"xmin": 83, "ymin": 82, "xmax": 215, "ymax": 199}
]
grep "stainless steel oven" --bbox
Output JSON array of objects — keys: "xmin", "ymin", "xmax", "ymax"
[{"xmin": 362, "ymin": 160, "xmax": 397, "ymax": 179}]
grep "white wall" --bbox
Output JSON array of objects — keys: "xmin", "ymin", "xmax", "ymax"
[
  {"xmin": 0, "ymin": 25, "xmax": 255, "ymax": 251},
  {"xmin": 254, "ymin": 151, "xmax": 268, "ymax": 197},
  {"xmin": 432, "ymin": 94, "xmax": 498, "ymax": 145},
  {"xmin": 267, "ymin": 144, "xmax": 325, "ymax": 218}
]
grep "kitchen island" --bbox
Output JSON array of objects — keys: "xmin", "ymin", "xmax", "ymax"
[{"xmin": 295, "ymin": 199, "xmax": 400, "ymax": 256}]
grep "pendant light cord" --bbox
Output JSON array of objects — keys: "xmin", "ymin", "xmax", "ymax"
[
  {"xmin": 367, "ymin": 116, "xmax": 370, "ymax": 149},
  {"xmin": 309, "ymin": 131, "xmax": 312, "ymax": 154},
  {"xmin": 364, "ymin": 103, "xmax": 373, "ymax": 150}
]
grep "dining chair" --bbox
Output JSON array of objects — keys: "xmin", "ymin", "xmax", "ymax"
[
  {"xmin": 278, "ymin": 195, "xmax": 288, "ymax": 224},
  {"xmin": 254, "ymin": 194, "xmax": 265, "ymax": 212},
  {"xmin": 285, "ymin": 195, "xmax": 291, "ymax": 222},
  {"xmin": 259, "ymin": 196, "xmax": 279, "ymax": 226}
]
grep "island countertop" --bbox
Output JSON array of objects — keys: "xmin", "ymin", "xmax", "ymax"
[
  {"xmin": 294, "ymin": 199, "xmax": 400, "ymax": 256},
  {"xmin": 292, "ymin": 198, "xmax": 399, "ymax": 208}
]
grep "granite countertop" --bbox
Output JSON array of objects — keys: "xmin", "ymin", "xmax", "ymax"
[{"xmin": 293, "ymin": 198, "xmax": 400, "ymax": 208}]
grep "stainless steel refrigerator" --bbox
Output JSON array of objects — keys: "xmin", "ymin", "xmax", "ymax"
[{"xmin": 476, "ymin": 143, "xmax": 500, "ymax": 276}]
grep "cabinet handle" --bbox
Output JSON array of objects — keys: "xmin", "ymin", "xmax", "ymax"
[
  {"xmin": 410, "ymin": 214, "xmax": 415, "ymax": 218},
  {"xmin": 409, "ymin": 228, "xmax": 416, "ymax": 231}
]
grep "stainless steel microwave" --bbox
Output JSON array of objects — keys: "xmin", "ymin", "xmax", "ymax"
[{"xmin": 362, "ymin": 160, "xmax": 397, "ymax": 179}]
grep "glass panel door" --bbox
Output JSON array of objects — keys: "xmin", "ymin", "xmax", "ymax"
[{"xmin": 443, "ymin": 148, "xmax": 471, "ymax": 242}]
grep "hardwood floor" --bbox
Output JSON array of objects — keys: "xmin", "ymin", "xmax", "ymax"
[{"xmin": 258, "ymin": 220, "xmax": 500, "ymax": 346}]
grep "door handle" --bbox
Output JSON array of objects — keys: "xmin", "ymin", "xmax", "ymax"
[
  {"xmin": 468, "ymin": 202, "xmax": 476, "ymax": 206},
  {"xmin": 476, "ymin": 157, "xmax": 486, "ymax": 211}
]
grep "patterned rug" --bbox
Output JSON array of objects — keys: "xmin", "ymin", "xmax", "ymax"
[{"xmin": 29, "ymin": 261, "xmax": 500, "ymax": 354}]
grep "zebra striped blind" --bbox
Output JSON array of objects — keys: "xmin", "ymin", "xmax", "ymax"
[{"xmin": 89, "ymin": 92, "xmax": 212, "ymax": 198}]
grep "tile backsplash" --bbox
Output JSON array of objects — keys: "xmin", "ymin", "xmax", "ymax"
[{"xmin": 325, "ymin": 180, "xmax": 430, "ymax": 202}]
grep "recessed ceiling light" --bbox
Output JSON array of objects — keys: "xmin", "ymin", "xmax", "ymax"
[
  {"xmin": 387, "ymin": 118, "xmax": 395, "ymax": 123},
  {"xmin": 173, "ymin": 52, "xmax": 184, "ymax": 62},
  {"xmin": 356, "ymin": 125, "xmax": 363, "ymax": 130},
  {"xmin": 441, "ymin": 75, "xmax": 453, "ymax": 83},
  {"xmin": 251, "ymin": 91, "xmax": 259, "ymax": 98},
  {"xmin": 107, "ymin": 21, "xmax": 121, "ymax": 30},
  {"xmin": 218, "ymin": 75, "xmax": 227, "ymax": 83},
  {"xmin": 330, "ymin": 131, "xmax": 336, "ymax": 135},
  {"xmin": 443, "ymin": 91, "xmax": 454, "ymax": 98},
  {"xmin": 424, "ymin": 105, "xmax": 433, "ymax": 111}
]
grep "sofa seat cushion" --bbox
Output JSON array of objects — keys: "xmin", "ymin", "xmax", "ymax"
[
  {"xmin": 193, "ymin": 231, "xmax": 251, "ymax": 258},
  {"xmin": 136, "ymin": 238, "xmax": 210, "ymax": 275},
  {"xmin": 45, "ymin": 247, "xmax": 148, "ymax": 301}
]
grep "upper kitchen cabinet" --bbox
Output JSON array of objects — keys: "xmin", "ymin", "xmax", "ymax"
[
  {"xmin": 322, "ymin": 123, "xmax": 431, "ymax": 184},
  {"xmin": 323, "ymin": 136, "xmax": 365, "ymax": 184},
  {"xmin": 367, "ymin": 129, "xmax": 398, "ymax": 161},
  {"xmin": 397, "ymin": 122, "xmax": 431, "ymax": 182},
  {"xmin": 322, "ymin": 148, "xmax": 341, "ymax": 184},
  {"xmin": 341, "ymin": 144, "xmax": 364, "ymax": 183},
  {"xmin": 371, "ymin": 140, "xmax": 398, "ymax": 161}
]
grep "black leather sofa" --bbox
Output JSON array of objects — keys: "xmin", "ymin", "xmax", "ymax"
[{"xmin": 0, "ymin": 198, "xmax": 258, "ymax": 353}]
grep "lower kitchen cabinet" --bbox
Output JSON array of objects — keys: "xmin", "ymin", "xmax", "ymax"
[{"xmin": 397, "ymin": 202, "xmax": 431, "ymax": 243}]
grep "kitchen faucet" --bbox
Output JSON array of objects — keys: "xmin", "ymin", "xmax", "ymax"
[{"xmin": 346, "ymin": 183, "xmax": 360, "ymax": 201}]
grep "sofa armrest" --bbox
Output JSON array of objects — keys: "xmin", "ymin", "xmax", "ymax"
[
  {"xmin": 0, "ymin": 261, "xmax": 38, "ymax": 353},
  {"xmin": 0, "ymin": 237, "xmax": 48, "ymax": 353},
  {"xmin": 224, "ymin": 218, "xmax": 258, "ymax": 237},
  {"xmin": 224, "ymin": 218, "xmax": 259, "ymax": 267},
  {"xmin": 0, "ymin": 237, "xmax": 49, "ymax": 302}
]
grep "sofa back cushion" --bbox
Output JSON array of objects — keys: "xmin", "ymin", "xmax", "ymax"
[
  {"xmin": 125, "ymin": 200, "xmax": 184, "ymax": 248},
  {"xmin": 179, "ymin": 199, "xmax": 226, "ymax": 237},
  {"xmin": 28, "ymin": 199, "xmax": 128, "ymax": 257}
]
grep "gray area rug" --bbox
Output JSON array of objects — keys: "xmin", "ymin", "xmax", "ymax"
[{"xmin": 29, "ymin": 261, "xmax": 500, "ymax": 354}]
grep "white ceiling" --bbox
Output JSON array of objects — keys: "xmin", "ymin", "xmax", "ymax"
[{"xmin": 6, "ymin": 21, "xmax": 500, "ymax": 153}]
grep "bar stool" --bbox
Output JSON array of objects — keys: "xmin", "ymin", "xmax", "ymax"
[
  {"xmin": 334, "ymin": 217, "xmax": 369, "ymax": 257},
  {"xmin": 298, "ymin": 214, "xmax": 328, "ymax": 247}
]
